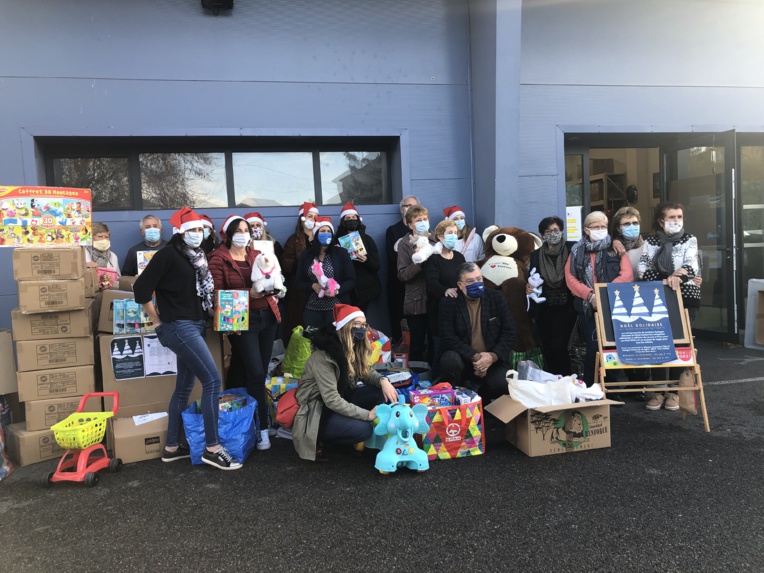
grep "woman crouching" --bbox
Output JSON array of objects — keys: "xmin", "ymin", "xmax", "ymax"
[{"xmin": 292, "ymin": 304, "xmax": 398, "ymax": 461}]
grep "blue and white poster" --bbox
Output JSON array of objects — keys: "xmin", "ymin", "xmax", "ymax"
[{"xmin": 607, "ymin": 282, "xmax": 677, "ymax": 365}]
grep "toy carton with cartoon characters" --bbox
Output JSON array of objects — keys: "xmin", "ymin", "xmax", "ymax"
[{"xmin": 214, "ymin": 290, "xmax": 249, "ymax": 332}]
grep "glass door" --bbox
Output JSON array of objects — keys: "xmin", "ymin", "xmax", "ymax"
[{"xmin": 662, "ymin": 130, "xmax": 738, "ymax": 342}]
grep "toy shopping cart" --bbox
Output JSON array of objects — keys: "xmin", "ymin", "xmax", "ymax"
[{"xmin": 43, "ymin": 392, "xmax": 121, "ymax": 488}]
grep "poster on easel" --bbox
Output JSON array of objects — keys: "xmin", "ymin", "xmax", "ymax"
[{"xmin": 0, "ymin": 186, "xmax": 92, "ymax": 247}]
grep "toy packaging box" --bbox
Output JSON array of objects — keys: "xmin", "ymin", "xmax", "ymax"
[
  {"xmin": 214, "ymin": 290, "xmax": 249, "ymax": 332},
  {"xmin": 337, "ymin": 231, "xmax": 367, "ymax": 260},
  {"xmin": 97, "ymin": 267, "xmax": 118, "ymax": 290},
  {"xmin": 410, "ymin": 387, "xmax": 456, "ymax": 408}
]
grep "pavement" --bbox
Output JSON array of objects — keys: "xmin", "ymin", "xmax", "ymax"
[{"xmin": 1, "ymin": 339, "xmax": 763, "ymax": 573}]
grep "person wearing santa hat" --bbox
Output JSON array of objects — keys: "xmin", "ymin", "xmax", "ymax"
[
  {"xmin": 198, "ymin": 214, "xmax": 220, "ymax": 255},
  {"xmin": 291, "ymin": 304, "xmax": 398, "ymax": 462},
  {"xmin": 443, "ymin": 205, "xmax": 485, "ymax": 263},
  {"xmin": 244, "ymin": 211, "xmax": 284, "ymax": 260},
  {"xmin": 282, "ymin": 202, "xmax": 319, "ymax": 341},
  {"xmin": 208, "ymin": 214, "xmax": 282, "ymax": 451},
  {"xmin": 296, "ymin": 216, "xmax": 356, "ymax": 329},
  {"xmin": 134, "ymin": 207, "xmax": 242, "ymax": 471},
  {"xmin": 335, "ymin": 202, "xmax": 381, "ymax": 314}
]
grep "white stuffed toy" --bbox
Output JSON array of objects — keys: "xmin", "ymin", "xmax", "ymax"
[
  {"xmin": 526, "ymin": 266, "xmax": 546, "ymax": 310},
  {"xmin": 411, "ymin": 234, "xmax": 442, "ymax": 264},
  {"xmin": 251, "ymin": 252, "xmax": 286, "ymax": 296}
]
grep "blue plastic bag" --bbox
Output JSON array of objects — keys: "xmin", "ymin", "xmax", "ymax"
[{"xmin": 181, "ymin": 388, "xmax": 257, "ymax": 465}]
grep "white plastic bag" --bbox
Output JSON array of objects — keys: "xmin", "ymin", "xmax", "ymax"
[
  {"xmin": 568, "ymin": 379, "xmax": 605, "ymax": 402},
  {"xmin": 516, "ymin": 360, "xmax": 560, "ymax": 382},
  {"xmin": 505, "ymin": 370, "xmax": 574, "ymax": 408}
]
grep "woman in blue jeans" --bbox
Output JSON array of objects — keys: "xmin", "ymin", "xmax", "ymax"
[{"xmin": 134, "ymin": 207, "xmax": 241, "ymax": 471}]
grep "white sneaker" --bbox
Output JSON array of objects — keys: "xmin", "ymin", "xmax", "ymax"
[
  {"xmin": 257, "ymin": 429, "xmax": 272, "ymax": 450},
  {"xmin": 267, "ymin": 426, "xmax": 278, "ymax": 437}
]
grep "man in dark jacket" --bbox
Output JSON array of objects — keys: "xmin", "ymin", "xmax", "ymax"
[
  {"xmin": 439, "ymin": 262, "xmax": 516, "ymax": 400},
  {"xmin": 385, "ymin": 195, "xmax": 418, "ymax": 342}
]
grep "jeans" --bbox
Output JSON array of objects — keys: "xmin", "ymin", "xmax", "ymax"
[
  {"xmin": 439, "ymin": 350, "xmax": 508, "ymax": 401},
  {"xmin": 227, "ymin": 308, "xmax": 277, "ymax": 428},
  {"xmin": 155, "ymin": 319, "xmax": 221, "ymax": 448},
  {"xmin": 319, "ymin": 385, "xmax": 382, "ymax": 445}
]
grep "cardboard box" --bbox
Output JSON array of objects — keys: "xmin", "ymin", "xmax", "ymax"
[
  {"xmin": 17, "ymin": 278, "xmax": 87, "ymax": 313},
  {"xmin": 12, "ymin": 246, "xmax": 86, "ymax": 281},
  {"xmin": 0, "ymin": 330, "xmax": 16, "ymax": 395},
  {"xmin": 11, "ymin": 299, "xmax": 96, "ymax": 341},
  {"xmin": 16, "ymin": 365, "xmax": 96, "ymax": 402},
  {"xmin": 756, "ymin": 291, "xmax": 764, "ymax": 345},
  {"xmin": 117, "ymin": 275, "xmax": 138, "ymax": 292},
  {"xmin": 4, "ymin": 423, "xmax": 66, "ymax": 467},
  {"xmin": 109, "ymin": 415, "xmax": 168, "ymax": 464},
  {"xmin": 84, "ymin": 267, "xmax": 98, "ymax": 298},
  {"xmin": 25, "ymin": 396, "xmax": 99, "ymax": 432},
  {"xmin": 16, "ymin": 338, "xmax": 95, "ymax": 373},
  {"xmin": 3, "ymin": 392, "xmax": 25, "ymax": 424},
  {"xmin": 115, "ymin": 402, "xmax": 170, "ymax": 418},
  {"xmin": 98, "ymin": 289, "xmax": 134, "ymax": 333},
  {"xmin": 485, "ymin": 397, "xmax": 622, "ymax": 457}
]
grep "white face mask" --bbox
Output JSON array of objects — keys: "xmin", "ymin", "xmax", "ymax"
[
  {"xmin": 303, "ymin": 219, "xmax": 315, "ymax": 231},
  {"xmin": 663, "ymin": 220, "xmax": 683, "ymax": 234},
  {"xmin": 183, "ymin": 231, "xmax": 203, "ymax": 248},
  {"xmin": 231, "ymin": 233, "xmax": 250, "ymax": 248},
  {"xmin": 588, "ymin": 229, "xmax": 608, "ymax": 242}
]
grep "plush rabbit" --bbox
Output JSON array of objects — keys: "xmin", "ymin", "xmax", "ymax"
[
  {"xmin": 311, "ymin": 259, "xmax": 339, "ymax": 298},
  {"xmin": 526, "ymin": 266, "xmax": 546, "ymax": 310},
  {"xmin": 251, "ymin": 252, "xmax": 285, "ymax": 295}
]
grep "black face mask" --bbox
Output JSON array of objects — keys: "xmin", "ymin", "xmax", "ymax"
[
  {"xmin": 344, "ymin": 220, "xmax": 360, "ymax": 232},
  {"xmin": 351, "ymin": 327, "xmax": 366, "ymax": 341}
]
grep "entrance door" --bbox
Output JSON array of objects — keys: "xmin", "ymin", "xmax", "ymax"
[{"xmin": 662, "ymin": 130, "xmax": 738, "ymax": 342}]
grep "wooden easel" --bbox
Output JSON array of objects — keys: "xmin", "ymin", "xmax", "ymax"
[{"xmin": 593, "ymin": 281, "xmax": 710, "ymax": 432}]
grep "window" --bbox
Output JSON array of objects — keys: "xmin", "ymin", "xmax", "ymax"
[{"xmin": 42, "ymin": 137, "xmax": 393, "ymax": 211}]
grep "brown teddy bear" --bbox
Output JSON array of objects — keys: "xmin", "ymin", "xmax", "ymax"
[{"xmin": 479, "ymin": 226, "xmax": 542, "ymax": 354}]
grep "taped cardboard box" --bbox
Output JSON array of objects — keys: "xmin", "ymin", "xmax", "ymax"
[
  {"xmin": 16, "ymin": 337, "xmax": 95, "ymax": 373},
  {"xmin": 117, "ymin": 275, "xmax": 138, "ymax": 292},
  {"xmin": 12, "ymin": 246, "xmax": 85, "ymax": 281},
  {"xmin": 4, "ymin": 423, "xmax": 66, "ymax": 467},
  {"xmin": 484, "ymin": 397, "xmax": 622, "ymax": 457},
  {"xmin": 17, "ymin": 278, "xmax": 87, "ymax": 313},
  {"xmin": 25, "ymin": 396, "xmax": 101, "ymax": 432},
  {"xmin": 109, "ymin": 415, "xmax": 168, "ymax": 464},
  {"xmin": 84, "ymin": 267, "xmax": 98, "ymax": 298},
  {"xmin": 11, "ymin": 299, "xmax": 96, "ymax": 341},
  {"xmin": 0, "ymin": 330, "xmax": 16, "ymax": 395},
  {"xmin": 97, "ymin": 289, "xmax": 134, "ymax": 333},
  {"xmin": 16, "ymin": 365, "xmax": 96, "ymax": 402}
]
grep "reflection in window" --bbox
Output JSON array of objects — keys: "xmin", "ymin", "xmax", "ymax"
[
  {"xmin": 564, "ymin": 155, "xmax": 583, "ymax": 206},
  {"xmin": 320, "ymin": 152, "xmax": 387, "ymax": 205},
  {"xmin": 140, "ymin": 153, "xmax": 226, "ymax": 210},
  {"xmin": 52, "ymin": 157, "xmax": 132, "ymax": 210},
  {"xmin": 232, "ymin": 152, "xmax": 314, "ymax": 207}
]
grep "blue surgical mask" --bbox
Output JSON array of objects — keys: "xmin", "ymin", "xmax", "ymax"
[
  {"xmin": 443, "ymin": 234, "xmax": 458, "ymax": 250},
  {"xmin": 203, "ymin": 228, "xmax": 211, "ymax": 240},
  {"xmin": 317, "ymin": 232, "xmax": 333, "ymax": 246},
  {"xmin": 621, "ymin": 225, "xmax": 640, "ymax": 240},
  {"xmin": 183, "ymin": 231, "xmax": 203, "ymax": 248},
  {"xmin": 455, "ymin": 219, "xmax": 466, "ymax": 231},
  {"xmin": 144, "ymin": 228, "xmax": 161, "ymax": 243},
  {"xmin": 414, "ymin": 220, "xmax": 430, "ymax": 234},
  {"xmin": 466, "ymin": 282, "xmax": 485, "ymax": 298}
]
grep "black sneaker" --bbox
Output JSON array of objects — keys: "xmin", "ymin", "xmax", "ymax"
[
  {"xmin": 202, "ymin": 446, "xmax": 242, "ymax": 471},
  {"xmin": 161, "ymin": 445, "xmax": 190, "ymax": 463}
]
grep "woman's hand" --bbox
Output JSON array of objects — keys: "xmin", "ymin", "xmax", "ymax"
[
  {"xmin": 672, "ymin": 268, "xmax": 689, "ymax": 277},
  {"xmin": 667, "ymin": 275, "xmax": 682, "ymax": 290},
  {"xmin": 250, "ymin": 287, "xmax": 266, "ymax": 299},
  {"xmin": 380, "ymin": 378, "xmax": 398, "ymax": 403},
  {"xmin": 367, "ymin": 406, "xmax": 378, "ymax": 421},
  {"xmin": 693, "ymin": 276, "xmax": 703, "ymax": 287},
  {"xmin": 312, "ymin": 283, "xmax": 323, "ymax": 294},
  {"xmin": 525, "ymin": 282, "xmax": 535, "ymax": 294},
  {"xmin": 445, "ymin": 288, "xmax": 458, "ymax": 298},
  {"xmin": 612, "ymin": 239, "xmax": 626, "ymax": 256},
  {"xmin": 355, "ymin": 253, "xmax": 367, "ymax": 263}
]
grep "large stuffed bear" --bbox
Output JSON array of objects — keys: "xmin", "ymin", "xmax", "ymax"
[{"xmin": 479, "ymin": 226, "xmax": 542, "ymax": 354}]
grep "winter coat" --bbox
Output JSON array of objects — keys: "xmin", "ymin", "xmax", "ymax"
[
  {"xmin": 207, "ymin": 245, "xmax": 278, "ymax": 315},
  {"xmin": 397, "ymin": 233, "xmax": 438, "ymax": 316},
  {"xmin": 336, "ymin": 229, "xmax": 381, "ymax": 308}
]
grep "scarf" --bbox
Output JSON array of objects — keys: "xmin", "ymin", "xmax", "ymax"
[
  {"xmin": 538, "ymin": 240, "xmax": 568, "ymax": 290},
  {"xmin": 621, "ymin": 235, "xmax": 643, "ymax": 253},
  {"xmin": 654, "ymin": 230, "xmax": 685, "ymax": 276},
  {"xmin": 179, "ymin": 244, "xmax": 215, "ymax": 312},
  {"xmin": 88, "ymin": 246, "xmax": 110, "ymax": 269},
  {"xmin": 570, "ymin": 235, "xmax": 611, "ymax": 315}
]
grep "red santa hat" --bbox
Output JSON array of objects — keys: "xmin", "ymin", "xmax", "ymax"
[
  {"xmin": 220, "ymin": 214, "xmax": 247, "ymax": 242},
  {"xmin": 340, "ymin": 202, "xmax": 361, "ymax": 221},
  {"xmin": 333, "ymin": 304, "xmax": 365, "ymax": 331},
  {"xmin": 244, "ymin": 212, "xmax": 267, "ymax": 227},
  {"xmin": 443, "ymin": 205, "xmax": 466, "ymax": 220},
  {"xmin": 298, "ymin": 202, "xmax": 319, "ymax": 220},
  {"xmin": 314, "ymin": 216, "xmax": 334, "ymax": 235},
  {"xmin": 199, "ymin": 214, "xmax": 215, "ymax": 229},
  {"xmin": 170, "ymin": 207, "xmax": 204, "ymax": 235}
]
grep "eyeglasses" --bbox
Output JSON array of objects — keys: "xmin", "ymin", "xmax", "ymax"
[
  {"xmin": 351, "ymin": 322, "xmax": 368, "ymax": 330},
  {"xmin": 620, "ymin": 222, "xmax": 639, "ymax": 227}
]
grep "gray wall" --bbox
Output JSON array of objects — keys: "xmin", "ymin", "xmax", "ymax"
[{"xmin": 0, "ymin": 0, "xmax": 477, "ymax": 332}]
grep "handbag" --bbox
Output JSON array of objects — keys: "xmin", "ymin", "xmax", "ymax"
[{"xmin": 275, "ymin": 387, "xmax": 299, "ymax": 429}]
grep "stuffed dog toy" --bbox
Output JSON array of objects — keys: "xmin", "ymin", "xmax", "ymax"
[{"xmin": 251, "ymin": 252, "xmax": 285, "ymax": 295}]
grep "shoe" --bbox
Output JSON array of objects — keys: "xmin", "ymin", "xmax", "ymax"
[
  {"xmin": 268, "ymin": 426, "xmax": 278, "ymax": 437},
  {"xmin": 314, "ymin": 447, "xmax": 329, "ymax": 462},
  {"xmin": 202, "ymin": 446, "xmax": 242, "ymax": 470},
  {"xmin": 257, "ymin": 429, "xmax": 272, "ymax": 451},
  {"xmin": 646, "ymin": 393, "xmax": 665, "ymax": 411},
  {"xmin": 664, "ymin": 393, "xmax": 680, "ymax": 411},
  {"xmin": 161, "ymin": 445, "xmax": 190, "ymax": 463}
]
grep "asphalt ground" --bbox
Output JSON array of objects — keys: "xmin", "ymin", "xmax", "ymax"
[{"xmin": 1, "ymin": 339, "xmax": 762, "ymax": 573}]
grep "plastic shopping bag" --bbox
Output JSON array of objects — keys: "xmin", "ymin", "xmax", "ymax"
[
  {"xmin": 282, "ymin": 326, "xmax": 312, "ymax": 378},
  {"xmin": 506, "ymin": 370, "xmax": 573, "ymax": 408},
  {"xmin": 182, "ymin": 387, "xmax": 257, "ymax": 465},
  {"xmin": 516, "ymin": 360, "xmax": 561, "ymax": 382}
]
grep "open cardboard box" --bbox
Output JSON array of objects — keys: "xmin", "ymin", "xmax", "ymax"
[{"xmin": 485, "ymin": 396, "xmax": 623, "ymax": 457}]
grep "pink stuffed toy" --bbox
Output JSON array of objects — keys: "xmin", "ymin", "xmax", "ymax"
[{"xmin": 311, "ymin": 259, "xmax": 339, "ymax": 298}]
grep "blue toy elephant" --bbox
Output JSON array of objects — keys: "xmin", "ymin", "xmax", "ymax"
[{"xmin": 374, "ymin": 395, "xmax": 430, "ymax": 474}]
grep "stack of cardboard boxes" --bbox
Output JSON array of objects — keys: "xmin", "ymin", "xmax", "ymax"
[{"xmin": 5, "ymin": 247, "xmax": 99, "ymax": 467}]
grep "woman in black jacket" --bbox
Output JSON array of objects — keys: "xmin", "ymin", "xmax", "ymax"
[
  {"xmin": 296, "ymin": 216, "xmax": 356, "ymax": 329},
  {"xmin": 335, "ymin": 203, "xmax": 381, "ymax": 315}
]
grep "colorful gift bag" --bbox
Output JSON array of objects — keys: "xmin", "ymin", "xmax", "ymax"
[
  {"xmin": 265, "ymin": 375, "xmax": 299, "ymax": 424},
  {"xmin": 418, "ymin": 390, "xmax": 484, "ymax": 461}
]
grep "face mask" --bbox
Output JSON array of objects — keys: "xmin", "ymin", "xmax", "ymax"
[
  {"xmin": 544, "ymin": 231, "xmax": 563, "ymax": 245},
  {"xmin": 183, "ymin": 231, "xmax": 203, "ymax": 248},
  {"xmin": 455, "ymin": 219, "xmax": 466, "ymax": 231},
  {"xmin": 621, "ymin": 225, "xmax": 640, "ymax": 240},
  {"xmin": 303, "ymin": 219, "xmax": 316, "ymax": 231},
  {"xmin": 664, "ymin": 220, "xmax": 683, "ymax": 234},
  {"xmin": 144, "ymin": 228, "xmax": 161, "ymax": 243},
  {"xmin": 351, "ymin": 327, "xmax": 366, "ymax": 341},
  {"xmin": 93, "ymin": 239, "xmax": 110, "ymax": 252},
  {"xmin": 443, "ymin": 234, "xmax": 458, "ymax": 250},
  {"xmin": 465, "ymin": 282, "xmax": 485, "ymax": 298},
  {"xmin": 251, "ymin": 227, "xmax": 264, "ymax": 240},
  {"xmin": 203, "ymin": 228, "xmax": 211, "ymax": 240},
  {"xmin": 414, "ymin": 220, "xmax": 430, "ymax": 234},
  {"xmin": 588, "ymin": 229, "xmax": 608, "ymax": 242},
  {"xmin": 317, "ymin": 232, "xmax": 333, "ymax": 246},
  {"xmin": 344, "ymin": 220, "xmax": 360, "ymax": 232},
  {"xmin": 231, "ymin": 233, "xmax": 250, "ymax": 248}
]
